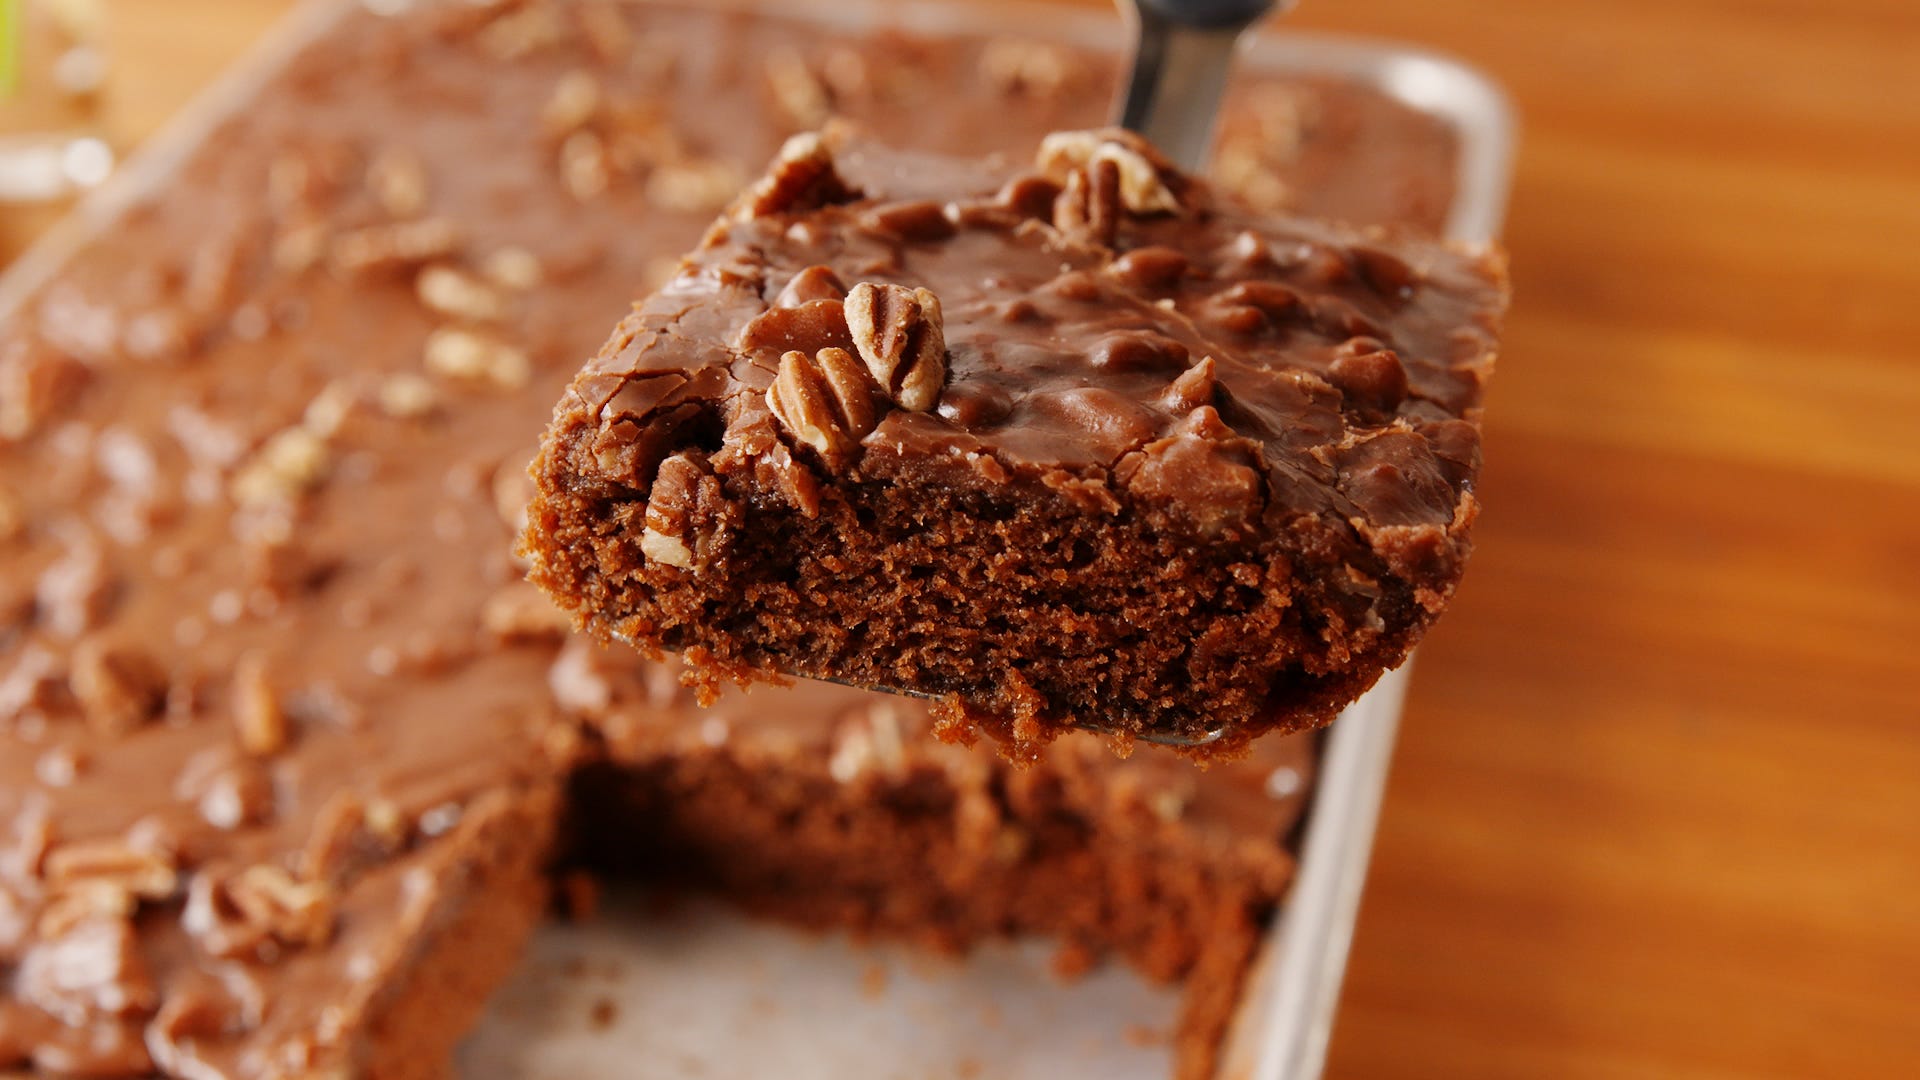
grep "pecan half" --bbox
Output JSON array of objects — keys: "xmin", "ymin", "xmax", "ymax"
[
  {"xmin": 222, "ymin": 865, "xmax": 335, "ymax": 952},
  {"xmin": 640, "ymin": 452, "xmax": 732, "ymax": 572},
  {"xmin": 844, "ymin": 283, "xmax": 946, "ymax": 413},
  {"xmin": 739, "ymin": 132, "xmax": 857, "ymax": 219},
  {"xmin": 67, "ymin": 639, "xmax": 167, "ymax": 736},
  {"xmin": 1037, "ymin": 130, "xmax": 1182, "ymax": 216},
  {"xmin": 766, "ymin": 347, "xmax": 879, "ymax": 465}
]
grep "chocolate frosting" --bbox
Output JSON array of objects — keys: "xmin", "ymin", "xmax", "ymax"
[{"xmin": 568, "ymin": 127, "xmax": 1501, "ymax": 547}]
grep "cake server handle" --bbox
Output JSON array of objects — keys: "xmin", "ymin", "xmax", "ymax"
[{"xmin": 1113, "ymin": 0, "xmax": 1291, "ymax": 172}]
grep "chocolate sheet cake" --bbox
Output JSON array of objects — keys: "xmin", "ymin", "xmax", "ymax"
[
  {"xmin": 0, "ymin": 1, "xmax": 1462, "ymax": 1077},
  {"xmin": 523, "ymin": 126, "xmax": 1505, "ymax": 759}
]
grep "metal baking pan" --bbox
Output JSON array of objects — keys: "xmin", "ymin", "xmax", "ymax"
[{"xmin": 0, "ymin": 1, "xmax": 1512, "ymax": 1076}]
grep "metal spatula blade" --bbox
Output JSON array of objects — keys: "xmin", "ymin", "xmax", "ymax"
[{"xmin": 1114, "ymin": 0, "xmax": 1290, "ymax": 172}]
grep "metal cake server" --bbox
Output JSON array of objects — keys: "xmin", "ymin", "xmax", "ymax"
[{"xmin": 1115, "ymin": 0, "xmax": 1291, "ymax": 172}]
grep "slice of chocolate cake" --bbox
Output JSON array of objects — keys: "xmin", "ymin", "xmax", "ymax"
[{"xmin": 524, "ymin": 126, "xmax": 1506, "ymax": 760}]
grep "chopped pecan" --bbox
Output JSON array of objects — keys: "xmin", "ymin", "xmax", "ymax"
[
  {"xmin": 231, "ymin": 653, "xmax": 288, "ymax": 758},
  {"xmin": 423, "ymin": 328, "xmax": 531, "ymax": 389},
  {"xmin": 175, "ymin": 748, "xmax": 275, "ymax": 831},
  {"xmin": 1161, "ymin": 356, "xmax": 1220, "ymax": 413},
  {"xmin": 377, "ymin": 373, "xmax": 439, "ymax": 419},
  {"xmin": 223, "ymin": 865, "xmax": 335, "ymax": 951},
  {"xmin": 416, "ymin": 265, "xmax": 505, "ymax": 322},
  {"xmin": 34, "ymin": 881, "xmax": 134, "ymax": 939},
  {"xmin": 1037, "ymin": 130, "xmax": 1182, "ymax": 216},
  {"xmin": 645, "ymin": 158, "xmax": 747, "ymax": 215},
  {"xmin": 482, "ymin": 247, "xmax": 544, "ymax": 292},
  {"xmin": 735, "ymin": 297, "xmax": 855, "ymax": 357},
  {"xmin": 739, "ymin": 132, "xmax": 857, "ymax": 219},
  {"xmin": 44, "ymin": 839, "xmax": 178, "ymax": 902},
  {"xmin": 1327, "ymin": 339, "xmax": 1410, "ymax": 414},
  {"xmin": 766, "ymin": 347, "xmax": 879, "ymax": 464},
  {"xmin": 330, "ymin": 218, "xmax": 460, "ymax": 276},
  {"xmin": 300, "ymin": 790, "xmax": 407, "ymax": 884},
  {"xmin": 300, "ymin": 381, "xmax": 359, "ymax": 440},
  {"xmin": 542, "ymin": 70, "xmax": 602, "ymax": 135},
  {"xmin": 0, "ymin": 643, "xmax": 68, "ymax": 717},
  {"xmin": 773, "ymin": 265, "xmax": 848, "ymax": 308},
  {"xmin": 559, "ymin": 130, "xmax": 613, "ymax": 201},
  {"xmin": 639, "ymin": 525, "xmax": 693, "ymax": 569},
  {"xmin": 1052, "ymin": 162, "xmax": 1117, "ymax": 246},
  {"xmin": 844, "ymin": 282, "xmax": 946, "ymax": 412},
  {"xmin": 640, "ymin": 452, "xmax": 730, "ymax": 572},
  {"xmin": 229, "ymin": 427, "xmax": 329, "ymax": 507},
  {"xmin": 765, "ymin": 47, "xmax": 830, "ymax": 128},
  {"xmin": 67, "ymin": 639, "xmax": 167, "ymax": 735}
]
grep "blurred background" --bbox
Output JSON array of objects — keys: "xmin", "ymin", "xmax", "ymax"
[{"xmin": 4, "ymin": 0, "xmax": 1916, "ymax": 1076}]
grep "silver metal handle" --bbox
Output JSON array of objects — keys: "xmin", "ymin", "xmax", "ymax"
[{"xmin": 1113, "ymin": 0, "xmax": 1290, "ymax": 172}]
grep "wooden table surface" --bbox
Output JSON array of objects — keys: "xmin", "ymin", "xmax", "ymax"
[{"xmin": 19, "ymin": 1, "xmax": 1920, "ymax": 1076}]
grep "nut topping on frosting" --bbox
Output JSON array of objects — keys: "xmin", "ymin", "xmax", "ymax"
[
  {"xmin": 231, "ymin": 653, "xmax": 288, "ymax": 758},
  {"xmin": 844, "ymin": 282, "xmax": 947, "ymax": 413},
  {"xmin": 223, "ymin": 865, "xmax": 335, "ymax": 951},
  {"xmin": 739, "ymin": 132, "xmax": 858, "ymax": 219},
  {"xmin": 1037, "ymin": 130, "xmax": 1182, "ymax": 216},
  {"xmin": 767, "ymin": 347, "xmax": 879, "ymax": 464}
]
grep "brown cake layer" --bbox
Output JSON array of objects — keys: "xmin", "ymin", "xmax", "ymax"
[
  {"xmin": 525, "ymin": 126, "xmax": 1506, "ymax": 759},
  {"xmin": 0, "ymin": 0, "xmax": 1454, "ymax": 1076},
  {"xmin": 557, "ymin": 648, "xmax": 1315, "ymax": 1080}
]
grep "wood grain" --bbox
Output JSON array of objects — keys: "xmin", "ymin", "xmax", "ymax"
[{"xmin": 19, "ymin": 1, "xmax": 1920, "ymax": 1076}]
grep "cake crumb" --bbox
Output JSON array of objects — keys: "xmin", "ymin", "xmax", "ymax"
[
  {"xmin": 1124, "ymin": 1022, "xmax": 1168, "ymax": 1048},
  {"xmin": 1049, "ymin": 939, "xmax": 1098, "ymax": 982}
]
